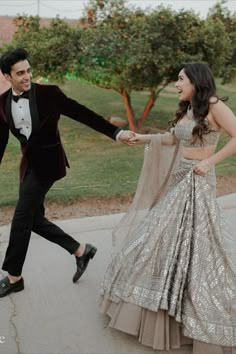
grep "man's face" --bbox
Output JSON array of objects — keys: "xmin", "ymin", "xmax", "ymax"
[{"xmin": 4, "ymin": 59, "xmax": 32, "ymax": 94}]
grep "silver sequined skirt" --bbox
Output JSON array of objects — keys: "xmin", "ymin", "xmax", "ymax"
[{"xmin": 100, "ymin": 158, "xmax": 236, "ymax": 350}]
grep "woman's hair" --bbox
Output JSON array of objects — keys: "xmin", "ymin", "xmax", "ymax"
[
  {"xmin": 0, "ymin": 48, "xmax": 28, "ymax": 75},
  {"xmin": 170, "ymin": 62, "xmax": 227, "ymax": 144}
]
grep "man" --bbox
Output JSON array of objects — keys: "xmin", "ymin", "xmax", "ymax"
[{"xmin": 0, "ymin": 48, "xmax": 134, "ymax": 298}]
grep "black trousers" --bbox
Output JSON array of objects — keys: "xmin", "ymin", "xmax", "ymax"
[{"xmin": 2, "ymin": 168, "xmax": 80, "ymax": 276}]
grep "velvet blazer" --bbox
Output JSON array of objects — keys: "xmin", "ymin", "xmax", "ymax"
[{"xmin": 0, "ymin": 83, "xmax": 120, "ymax": 183}]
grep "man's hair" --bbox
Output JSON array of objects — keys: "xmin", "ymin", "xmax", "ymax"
[{"xmin": 0, "ymin": 48, "xmax": 29, "ymax": 75}]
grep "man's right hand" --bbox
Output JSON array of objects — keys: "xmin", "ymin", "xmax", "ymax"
[
  {"xmin": 118, "ymin": 130, "xmax": 136, "ymax": 145},
  {"xmin": 129, "ymin": 133, "xmax": 151, "ymax": 144}
]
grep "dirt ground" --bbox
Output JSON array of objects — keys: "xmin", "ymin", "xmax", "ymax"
[{"xmin": 0, "ymin": 175, "xmax": 235, "ymax": 226}]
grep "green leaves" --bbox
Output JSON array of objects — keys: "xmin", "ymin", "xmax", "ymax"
[
  {"xmin": 207, "ymin": 0, "xmax": 236, "ymax": 83},
  {"xmin": 1, "ymin": 16, "xmax": 80, "ymax": 82}
]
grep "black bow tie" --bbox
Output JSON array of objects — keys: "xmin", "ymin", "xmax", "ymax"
[{"xmin": 12, "ymin": 91, "xmax": 29, "ymax": 103}]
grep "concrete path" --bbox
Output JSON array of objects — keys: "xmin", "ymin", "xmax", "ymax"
[{"xmin": 0, "ymin": 193, "xmax": 235, "ymax": 354}]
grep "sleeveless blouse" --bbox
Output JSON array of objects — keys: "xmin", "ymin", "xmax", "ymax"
[{"xmin": 175, "ymin": 112, "xmax": 220, "ymax": 147}]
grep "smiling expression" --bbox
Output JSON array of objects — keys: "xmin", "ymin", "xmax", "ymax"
[
  {"xmin": 175, "ymin": 69, "xmax": 194, "ymax": 102},
  {"xmin": 3, "ymin": 59, "xmax": 32, "ymax": 94}
]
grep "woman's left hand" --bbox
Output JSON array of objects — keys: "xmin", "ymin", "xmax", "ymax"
[{"xmin": 193, "ymin": 159, "xmax": 213, "ymax": 176}]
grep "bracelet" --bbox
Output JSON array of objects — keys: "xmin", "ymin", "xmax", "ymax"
[{"xmin": 145, "ymin": 135, "xmax": 152, "ymax": 151}]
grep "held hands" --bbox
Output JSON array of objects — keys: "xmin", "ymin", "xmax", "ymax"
[
  {"xmin": 129, "ymin": 133, "xmax": 151, "ymax": 144},
  {"xmin": 118, "ymin": 131, "xmax": 151, "ymax": 145},
  {"xmin": 118, "ymin": 130, "xmax": 136, "ymax": 145},
  {"xmin": 193, "ymin": 159, "xmax": 213, "ymax": 176}
]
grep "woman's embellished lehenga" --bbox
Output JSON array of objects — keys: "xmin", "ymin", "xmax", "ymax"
[{"xmin": 99, "ymin": 116, "xmax": 236, "ymax": 354}]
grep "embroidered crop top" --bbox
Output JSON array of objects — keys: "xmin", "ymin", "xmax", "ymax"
[{"xmin": 174, "ymin": 114, "xmax": 220, "ymax": 148}]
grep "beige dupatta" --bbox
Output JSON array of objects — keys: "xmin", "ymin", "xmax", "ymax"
[{"xmin": 112, "ymin": 133, "xmax": 181, "ymax": 253}]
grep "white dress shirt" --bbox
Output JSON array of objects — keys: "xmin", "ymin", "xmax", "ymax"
[
  {"xmin": 11, "ymin": 89, "xmax": 32, "ymax": 140},
  {"xmin": 116, "ymin": 130, "xmax": 123, "ymax": 141}
]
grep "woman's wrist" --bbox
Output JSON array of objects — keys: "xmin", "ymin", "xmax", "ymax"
[
  {"xmin": 206, "ymin": 157, "xmax": 216, "ymax": 167},
  {"xmin": 204, "ymin": 159, "xmax": 213, "ymax": 169}
]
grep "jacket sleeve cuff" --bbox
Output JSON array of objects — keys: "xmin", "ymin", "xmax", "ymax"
[{"xmin": 114, "ymin": 128, "xmax": 123, "ymax": 141}]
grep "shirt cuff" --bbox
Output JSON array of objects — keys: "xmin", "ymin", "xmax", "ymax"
[{"xmin": 115, "ymin": 130, "xmax": 124, "ymax": 141}]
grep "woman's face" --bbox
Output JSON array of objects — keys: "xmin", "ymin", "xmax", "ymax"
[{"xmin": 175, "ymin": 69, "xmax": 194, "ymax": 101}]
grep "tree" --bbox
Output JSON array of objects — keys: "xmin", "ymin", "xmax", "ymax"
[
  {"xmin": 78, "ymin": 0, "xmax": 231, "ymax": 130},
  {"xmin": 1, "ymin": 16, "xmax": 79, "ymax": 82},
  {"xmin": 207, "ymin": 0, "xmax": 236, "ymax": 82}
]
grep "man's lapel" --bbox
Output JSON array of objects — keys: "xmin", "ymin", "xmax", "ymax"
[
  {"xmin": 29, "ymin": 83, "xmax": 40, "ymax": 137},
  {"xmin": 5, "ymin": 90, "xmax": 18, "ymax": 134},
  {"xmin": 5, "ymin": 83, "xmax": 40, "ymax": 142}
]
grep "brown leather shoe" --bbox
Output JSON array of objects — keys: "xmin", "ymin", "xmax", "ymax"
[
  {"xmin": 0, "ymin": 276, "xmax": 24, "ymax": 298},
  {"xmin": 73, "ymin": 244, "xmax": 97, "ymax": 283}
]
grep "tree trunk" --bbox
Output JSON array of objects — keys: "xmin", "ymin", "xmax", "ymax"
[
  {"xmin": 121, "ymin": 90, "xmax": 137, "ymax": 131},
  {"xmin": 137, "ymin": 88, "xmax": 156, "ymax": 128},
  {"xmin": 136, "ymin": 84, "xmax": 168, "ymax": 128}
]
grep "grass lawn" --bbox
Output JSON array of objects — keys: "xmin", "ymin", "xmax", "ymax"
[{"xmin": 0, "ymin": 79, "xmax": 235, "ymax": 206}]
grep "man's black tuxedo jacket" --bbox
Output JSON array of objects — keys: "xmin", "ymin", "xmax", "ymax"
[{"xmin": 0, "ymin": 83, "xmax": 120, "ymax": 183}]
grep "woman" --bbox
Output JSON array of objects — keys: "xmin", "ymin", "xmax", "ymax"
[{"xmin": 99, "ymin": 63, "xmax": 236, "ymax": 354}]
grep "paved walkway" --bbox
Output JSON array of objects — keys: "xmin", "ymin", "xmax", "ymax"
[{"xmin": 0, "ymin": 193, "xmax": 235, "ymax": 354}]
